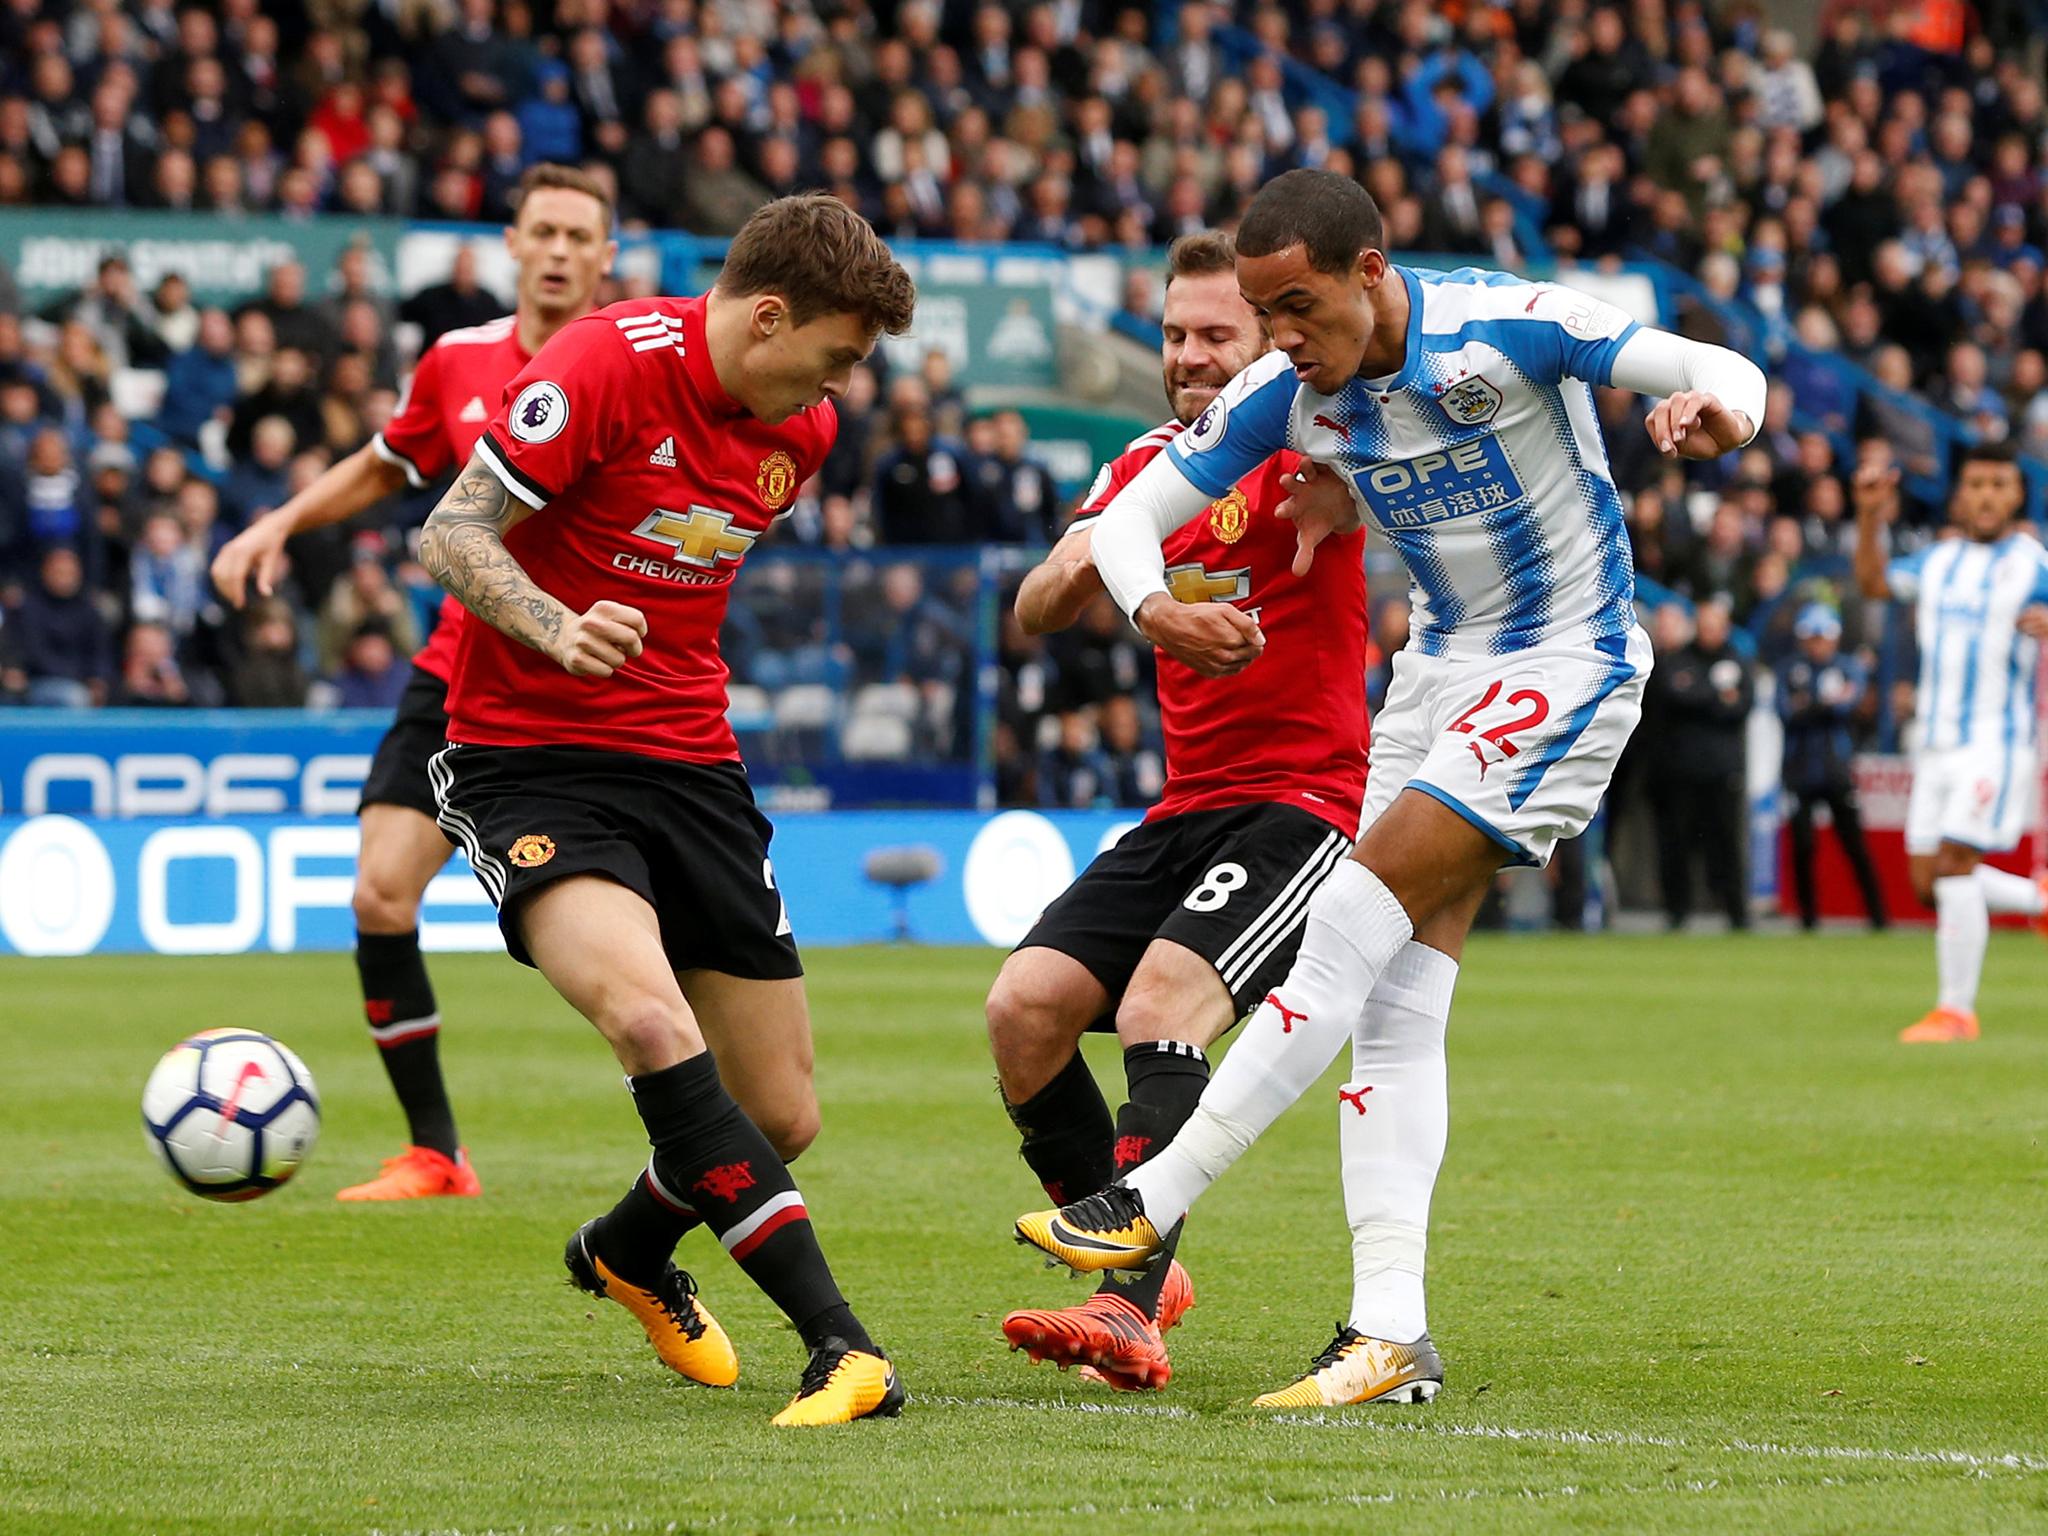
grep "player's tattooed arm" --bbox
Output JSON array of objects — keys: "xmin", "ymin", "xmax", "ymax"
[
  {"xmin": 420, "ymin": 457, "xmax": 566, "ymax": 653},
  {"xmin": 421, "ymin": 453, "xmax": 648, "ymax": 678}
]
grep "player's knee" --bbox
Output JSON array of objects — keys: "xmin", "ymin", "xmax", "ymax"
[
  {"xmin": 600, "ymin": 995, "xmax": 694, "ymax": 1066},
  {"xmin": 1114, "ymin": 984, "xmax": 1205, "ymax": 1050},
  {"xmin": 351, "ymin": 867, "xmax": 422, "ymax": 933},
  {"xmin": 760, "ymin": 1095, "xmax": 821, "ymax": 1162},
  {"xmin": 985, "ymin": 975, "xmax": 1074, "ymax": 1097}
]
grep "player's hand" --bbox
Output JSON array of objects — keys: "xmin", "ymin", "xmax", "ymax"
[
  {"xmin": 211, "ymin": 511, "xmax": 292, "ymax": 607},
  {"xmin": 1277, "ymin": 459, "xmax": 1364, "ymax": 578},
  {"xmin": 1852, "ymin": 462, "xmax": 1901, "ymax": 522},
  {"xmin": 554, "ymin": 599, "xmax": 648, "ymax": 678},
  {"xmin": 1133, "ymin": 592, "xmax": 1264, "ymax": 677},
  {"xmin": 2020, "ymin": 604, "xmax": 2048, "ymax": 640},
  {"xmin": 1645, "ymin": 391, "xmax": 1750, "ymax": 460}
]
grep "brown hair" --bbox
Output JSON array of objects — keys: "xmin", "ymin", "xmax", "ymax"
[
  {"xmin": 512, "ymin": 163, "xmax": 614, "ymax": 226},
  {"xmin": 719, "ymin": 193, "xmax": 917, "ymax": 336},
  {"xmin": 1165, "ymin": 230, "xmax": 1237, "ymax": 282}
]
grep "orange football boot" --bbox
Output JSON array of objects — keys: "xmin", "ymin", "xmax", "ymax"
[
  {"xmin": 1003, "ymin": 1260, "xmax": 1196, "ymax": 1391},
  {"xmin": 1899, "ymin": 1007, "xmax": 1980, "ymax": 1043},
  {"xmin": 336, "ymin": 1145, "xmax": 482, "ymax": 1201}
]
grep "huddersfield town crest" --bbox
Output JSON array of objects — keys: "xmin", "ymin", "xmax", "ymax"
[{"xmin": 1439, "ymin": 376, "xmax": 1503, "ymax": 426}]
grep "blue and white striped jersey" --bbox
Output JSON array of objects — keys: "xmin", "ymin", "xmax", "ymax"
[
  {"xmin": 1162, "ymin": 265, "xmax": 1643, "ymax": 661},
  {"xmin": 1888, "ymin": 534, "xmax": 2048, "ymax": 754}
]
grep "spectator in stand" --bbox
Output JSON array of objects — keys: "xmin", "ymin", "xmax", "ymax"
[
  {"xmin": 399, "ymin": 245, "xmax": 505, "ymax": 347},
  {"xmin": 1648, "ymin": 599, "xmax": 1755, "ymax": 931},
  {"xmin": 220, "ymin": 415, "xmax": 298, "ymax": 525},
  {"xmin": 129, "ymin": 510, "xmax": 207, "ymax": 637},
  {"xmin": 322, "ymin": 619, "xmax": 410, "ymax": 709},
  {"xmin": 113, "ymin": 619, "xmax": 210, "ymax": 706},
  {"xmin": 316, "ymin": 538, "xmax": 418, "ymax": 674},
  {"xmin": 873, "ymin": 402, "xmax": 973, "ymax": 545},
  {"xmin": 1777, "ymin": 605, "xmax": 1888, "ymax": 932},
  {"xmin": 4, "ymin": 546, "xmax": 111, "ymax": 705},
  {"xmin": 229, "ymin": 599, "xmax": 310, "ymax": 708}
]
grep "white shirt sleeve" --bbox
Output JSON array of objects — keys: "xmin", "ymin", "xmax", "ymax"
[
  {"xmin": 1089, "ymin": 446, "xmax": 1226, "ymax": 619},
  {"xmin": 1606, "ymin": 327, "xmax": 1767, "ymax": 447}
]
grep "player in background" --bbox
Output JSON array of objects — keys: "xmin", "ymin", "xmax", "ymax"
[
  {"xmin": 1852, "ymin": 442, "xmax": 2048, "ymax": 1043},
  {"xmin": 420, "ymin": 196, "xmax": 915, "ymax": 1426},
  {"xmin": 989, "ymin": 231, "xmax": 1372, "ymax": 1392},
  {"xmin": 1014, "ymin": 170, "xmax": 1765, "ymax": 1408},
  {"xmin": 210, "ymin": 165, "xmax": 615, "ymax": 1201}
]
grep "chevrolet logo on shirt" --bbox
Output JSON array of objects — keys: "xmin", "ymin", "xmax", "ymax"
[
  {"xmin": 1165, "ymin": 562, "xmax": 1250, "ymax": 604},
  {"xmin": 632, "ymin": 506, "xmax": 758, "ymax": 568}
]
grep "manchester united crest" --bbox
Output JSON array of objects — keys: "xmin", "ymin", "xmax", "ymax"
[
  {"xmin": 756, "ymin": 450, "xmax": 799, "ymax": 510},
  {"xmin": 508, "ymin": 833, "xmax": 556, "ymax": 868},
  {"xmin": 1208, "ymin": 487, "xmax": 1249, "ymax": 544}
]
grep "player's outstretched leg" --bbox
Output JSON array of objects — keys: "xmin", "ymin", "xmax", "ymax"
[
  {"xmin": 1253, "ymin": 939, "xmax": 1458, "ymax": 1409},
  {"xmin": 1016, "ymin": 859, "xmax": 1416, "ymax": 1268},
  {"xmin": 339, "ymin": 806, "xmax": 479, "ymax": 1202},
  {"xmin": 1905, "ymin": 869, "xmax": 1987, "ymax": 1042}
]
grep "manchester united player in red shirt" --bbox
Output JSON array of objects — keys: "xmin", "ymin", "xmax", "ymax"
[
  {"xmin": 988, "ymin": 232, "xmax": 1371, "ymax": 1390},
  {"xmin": 419, "ymin": 196, "xmax": 915, "ymax": 1427},
  {"xmin": 210, "ymin": 165, "xmax": 615, "ymax": 1202}
]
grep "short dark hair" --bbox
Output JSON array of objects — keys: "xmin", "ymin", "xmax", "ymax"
[
  {"xmin": 1958, "ymin": 439, "xmax": 2018, "ymax": 470},
  {"xmin": 719, "ymin": 193, "xmax": 917, "ymax": 336},
  {"xmin": 1165, "ymin": 230, "xmax": 1236, "ymax": 282},
  {"xmin": 513, "ymin": 163, "xmax": 614, "ymax": 226},
  {"xmin": 1237, "ymin": 169, "xmax": 1385, "ymax": 276}
]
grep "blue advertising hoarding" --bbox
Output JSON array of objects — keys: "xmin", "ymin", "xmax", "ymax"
[{"xmin": 0, "ymin": 808, "xmax": 1139, "ymax": 957}]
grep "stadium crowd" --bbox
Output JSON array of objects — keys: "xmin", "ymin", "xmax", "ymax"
[{"xmin": 0, "ymin": 0, "xmax": 2042, "ymax": 856}]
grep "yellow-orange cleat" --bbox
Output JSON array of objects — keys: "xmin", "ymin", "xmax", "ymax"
[
  {"xmin": 1014, "ymin": 1184, "xmax": 1164, "ymax": 1272},
  {"xmin": 335, "ymin": 1145, "xmax": 482, "ymax": 1201},
  {"xmin": 1251, "ymin": 1326, "xmax": 1443, "ymax": 1408},
  {"xmin": 1003, "ymin": 1260, "xmax": 1196, "ymax": 1392},
  {"xmin": 564, "ymin": 1221, "xmax": 739, "ymax": 1388},
  {"xmin": 769, "ymin": 1339, "xmax": 904, "ymax": 1427},
  {"xmin": 1899, "ymin": 1007, "xmax": 1980, "ymax": 1043}
]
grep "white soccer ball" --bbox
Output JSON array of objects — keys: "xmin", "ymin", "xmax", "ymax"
[{"xmin": 141, "ymin": 1029, "xmax": 321, "ymax": 1202}]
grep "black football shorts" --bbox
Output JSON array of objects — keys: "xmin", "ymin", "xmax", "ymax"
[{"xmin": 358, "ymin": 663, "xmax": 457, "ymax": 827}]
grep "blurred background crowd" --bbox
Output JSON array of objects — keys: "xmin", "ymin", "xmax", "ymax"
[{"xmin": 1, "ymin": 0, "xmax": 2044, "ymax": 919}]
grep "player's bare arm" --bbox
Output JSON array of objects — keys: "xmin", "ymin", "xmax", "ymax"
[
  {"xmin": 211, "ymin": 445, "xmax": 412, "ymax": 607},
  {"xmin": 1851, "ymin": 461, "xmax": 1901, "ymax": 601},
  {"xmin": 421, "ymin": 453, "xmax": 647, "ymax": 678},
  {"xmin": 1014, "ymin": 525, "xmax": 1103, "ymax": 636}
]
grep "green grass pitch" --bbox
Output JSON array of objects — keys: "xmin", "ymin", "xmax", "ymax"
[{"xmin": 3, "ymin": 934, "xmax": 2046, "ymax": 1534}]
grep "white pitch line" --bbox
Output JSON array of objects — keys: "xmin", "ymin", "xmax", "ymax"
[
  {"xmin": 1266, "ymin": 1412, "xmax": 2048, "ymax": 1474},
  {"xmin": 911, "ymin": 1393, "xmax": 2048, "ymax": 1475}
]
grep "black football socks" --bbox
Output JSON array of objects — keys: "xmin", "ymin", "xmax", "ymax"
[
  {"xmin": 1002, "ymin": 1048, "xmax": 1114, "ymax": 1206},
  {"xmin": 355, "ymin": 929, "xmax": 459, "ymax": 1157},
  {"xmin": 1098, "ymin": 1040, "xmax": 1211, "ymax": 1316}
]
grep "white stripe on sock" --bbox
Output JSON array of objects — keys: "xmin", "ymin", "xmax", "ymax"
[{"xmin": 717, "ymin": 1188, "xmax": 804, "ymax": 1253}]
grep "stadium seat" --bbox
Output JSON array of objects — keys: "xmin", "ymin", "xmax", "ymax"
[
  {"xmin": 773, "ymin": 684, "xmax": 840, "ymax": 730},
  {"xmin": 841, "ymin": 713, "xmax": 914, "ymax": 761},
  {"xmin": 851, "ymin": 682, "xmax": 922, "ymax": 723},
  {"xmin": 725, "ymin": 685, "xmax": 773, "ymax": 731}
]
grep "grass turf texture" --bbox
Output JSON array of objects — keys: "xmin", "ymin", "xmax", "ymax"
[{"xmin": 2, "ymin": 935, "xmax": 2045, "ymax": 1535}]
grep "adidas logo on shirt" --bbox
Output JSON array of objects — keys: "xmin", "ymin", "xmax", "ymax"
[
  {"xmin": 649, "ymin": 435, "xmax": 678, "ymax": 468},
  {"xmin": 459, "ymin": 395, "xmax": 487, "ymax": 422}
]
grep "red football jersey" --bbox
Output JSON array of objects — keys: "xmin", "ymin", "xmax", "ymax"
[
  {"xmin": 449, "ymin": 295, "xmax": 835, "ymax": 762},
  {"xmin": 1070, "ymin": 419, "xmax": 1368, "ymax": 834},
  {"xmin": 371, "ymin": 315, "xmax": 530, "ymax": 683}
]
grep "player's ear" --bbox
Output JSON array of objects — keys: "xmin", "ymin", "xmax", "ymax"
[
  {"xmin": 1357, "ymin": 248, "xmax": 1387, "ymax": 288},
  {"xmin": 751, "ymin": 294, "xmax": 786, "ymax": 339},
  {"xmin": 601, "ymin": 238, "xmax": 619, "ymax": 276}
]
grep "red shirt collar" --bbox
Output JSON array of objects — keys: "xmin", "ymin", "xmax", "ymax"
[{"xmin": 679, "ymin": 293, "xmax": 749, "ymax": 421}]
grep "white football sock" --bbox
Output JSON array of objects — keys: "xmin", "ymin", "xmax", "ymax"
[
  {"xmin": 1934, "ymin": 874, "xmax": 1988, "ymax": 1014},
  {"xmin": 1975, "ymin": 865, "xmax": 2046, "ymax": 916},
  {"xmin": 1343, "ymin": 941, "xmax": 1457, "ymax": 1345},
  {"xmin": 1125, "ymin": 860, "xmax": 1413, "ymax": 1229}
]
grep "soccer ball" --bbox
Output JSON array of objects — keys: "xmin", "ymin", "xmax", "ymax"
[{"xmin": 141, "ymin": 1029, "xmax": 321, "ymax": 1202}]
